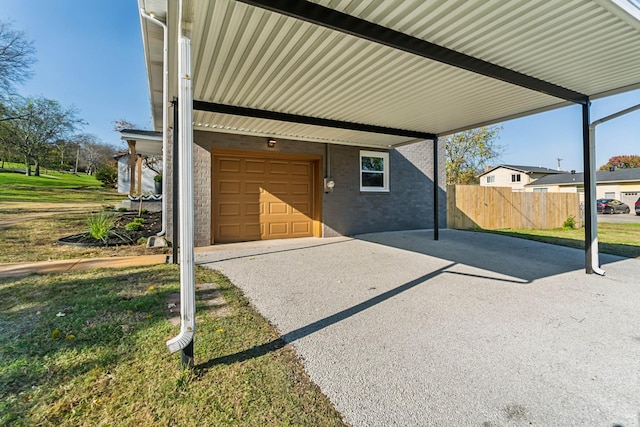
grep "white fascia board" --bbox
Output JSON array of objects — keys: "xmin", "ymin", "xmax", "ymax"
[{"xmin": 120, "ymin": 132, "xmax": 163, "ymax": 142}]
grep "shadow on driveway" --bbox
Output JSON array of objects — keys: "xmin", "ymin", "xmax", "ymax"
[{"xmin": 196, "ymin": 229, "xmax": 640, "ymax": 426}]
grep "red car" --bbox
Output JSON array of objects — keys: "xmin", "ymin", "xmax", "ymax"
[{"xmin": 635, "ymin": 197, "xmax": 640, "ymax": 216}]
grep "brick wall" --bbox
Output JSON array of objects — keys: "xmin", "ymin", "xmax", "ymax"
[
  {"xmin": 165, "ymin": 130, "xmax": 213, "ymax": 247},
  {"xmin": 193, "ymin": 143, "xmax": 211, "ymax": 246},
  {"xmin": 165, "ymin": 130, "xmax": 445, "ymax": 245},
  {"xmin": 323, "ymin": 140, "xmax": 445, "ymax": 237}
]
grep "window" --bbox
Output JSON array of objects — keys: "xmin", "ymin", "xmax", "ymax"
[
  {"xmin": 360, "ymin": 150, "xmax": 389, "ymax": 192},
  {"xmin": 486, "ymin": 175, "xmax": 495, "ymax": 183},
  {"xmin": 511, "ymin": 174, "xmax": 521, "ymax": 183},
  {"xmin": 533, "ymin": 188, "xmax": 548, "ymax": 193}
]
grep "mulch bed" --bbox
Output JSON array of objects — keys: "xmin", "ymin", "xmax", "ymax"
[{"xmin": 58, "ymin": 211, "xmax": 162, "ymax": 247}]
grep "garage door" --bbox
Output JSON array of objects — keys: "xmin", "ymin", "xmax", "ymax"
[
  {"xmin": 213, "ymin": 154, "xmax": 315, "ymax": 243},
  {"xmin": 621, "ymin": 192, "xmax": 639, "ymax": 208}
]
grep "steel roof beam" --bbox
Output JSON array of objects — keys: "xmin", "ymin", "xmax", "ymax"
[
  {"xmin": 193, "ymin": 100, "xmax": 437, "ymax": 140},
  {"xmin": 238, "ymin": 0, "xmax": 589, "ymax": 105}
]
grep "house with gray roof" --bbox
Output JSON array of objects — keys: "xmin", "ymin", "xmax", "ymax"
[
  {"xmin": 525, "ymin": 168, "xmax": 640, "ymax": 206},
  {"xmin": 478, "ymin": 164, "xmax": 566, "ymax": 191}
]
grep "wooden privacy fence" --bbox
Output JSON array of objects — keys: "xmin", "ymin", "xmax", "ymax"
[{"xmin": 447, "ymin": 185, "xmax": 581, "ymax": 230}]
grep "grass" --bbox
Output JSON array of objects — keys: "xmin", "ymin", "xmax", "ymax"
[
  {"xmin": 0, "ymin": 164, "xmax": 121, "ymax": 203},
  {"xmin": 0, "ymin": 169, "xmax": 346, "ymax": 425},
  {"xmin": 484, "ymin": 222, "xmax": 640, "ymax": 259},
  {"xmin": 0, "ymin": 210, "xmax": 169, "ymax": 263},
  {"xmin": 0, "ymin": 162, "xmax": 147, "ymax": 262},
  {"xmin": 0, "ymin": 266, "xmax": 346, "ymax": 426}
]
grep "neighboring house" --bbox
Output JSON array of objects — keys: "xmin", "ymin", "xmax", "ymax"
[
  {"xmin": 478, "ymin": 165, "xmax": 565, "ymax": 191},
  {"xmin": 525, "ymin": 168, "xmax": 640, "ymax": 206},
  {"xmin": 117, "ymin": 130, "xmax": 163, "ymax": 196},
  {"xmin": 115, "ymin": 151, "xmax": 161, "ymax": 195}
]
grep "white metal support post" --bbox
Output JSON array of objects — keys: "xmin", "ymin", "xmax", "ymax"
[
  {"xmin": 582, "ymin": 101, "xmax": 603, "ymax": 275},
  {"xmin": 584, "ymin": 102, "xmax": 640, "ymax": 275},
  {"xmin": 166, "ymin": 20, "xmax": 196, "ymax": 367}
]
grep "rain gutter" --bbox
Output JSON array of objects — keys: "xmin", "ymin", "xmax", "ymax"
[{"xmin": 139, "ymin": 7, "xmax": 169, "ymax": 237}]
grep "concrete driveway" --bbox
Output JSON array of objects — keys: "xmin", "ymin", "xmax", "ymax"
[{"xmin": 196, "ymin": 229, "xmax": 640, "ymax": 426}]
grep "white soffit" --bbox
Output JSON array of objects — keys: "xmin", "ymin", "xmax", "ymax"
[
  {"xmin": 193, "ymin": 111, "xmax": 411, "ymax": 147},
  {"xmin": 140, "ymin": 0, "xmax": 640, "ymax": 146},
  {"xmin": 120, "ymin": 130, "xmax": 163, "ymax": 155}
]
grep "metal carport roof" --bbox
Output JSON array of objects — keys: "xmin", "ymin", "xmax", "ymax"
[{"xmin": 140, "ymin": 0, "xmax": 640, "ymax": 147}]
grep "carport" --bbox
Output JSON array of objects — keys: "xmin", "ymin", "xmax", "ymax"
[{"xmin": 137, "ymin": 0, "xmax": 640, "ymax": 359}]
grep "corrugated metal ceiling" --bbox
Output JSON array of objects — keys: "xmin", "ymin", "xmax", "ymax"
[
  {"xmin": 140, "ymin": 0, "xmax": 640, "ymax": 147},
  {"xmin": 311, "ymin": 0, "xmax": 640, "ymax": 96}
]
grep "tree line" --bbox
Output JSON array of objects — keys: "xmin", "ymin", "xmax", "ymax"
[{"xmin": 0, "ymin": 20, "xmax": 117, "ymax": 180}]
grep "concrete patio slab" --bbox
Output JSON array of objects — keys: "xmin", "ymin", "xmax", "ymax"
[{"xmin": 196, "ymin": 229, "xmax": 640, "ymax": 427}]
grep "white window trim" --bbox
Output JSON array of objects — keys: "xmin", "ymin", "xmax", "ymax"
[{"xmin": 360, "ymin": 150, "xmax": 389, "ymax": 192}]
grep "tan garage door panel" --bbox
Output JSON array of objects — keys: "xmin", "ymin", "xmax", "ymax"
[{"xmin": 213, "ymin": 155, "xmax": 315, "ymax": 243}]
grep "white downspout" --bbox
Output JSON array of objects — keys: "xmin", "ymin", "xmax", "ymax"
[
  {"xmin": 587, "ymin": 102, "xmax": 640, "ymax": 276},
  {"xmin": 166, "ymin": 2, "xmax": 196, "ymax": 357},
  {"xmin": 139, "ymin": 8, "xmax": 169, "ymax": 237}
]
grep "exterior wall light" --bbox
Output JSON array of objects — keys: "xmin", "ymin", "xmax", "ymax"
[{"xmin": 267, "ymin": 138, "xmax": 277, "ymax": 147}]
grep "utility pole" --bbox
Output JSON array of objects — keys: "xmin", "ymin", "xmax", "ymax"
[
  {"xmin": 74, "ymin": 145, "xmax": 80, "ymax": 173},
  {"xmin": 556, "ymin": 157, "xmax": 563, "ymax": 171}
]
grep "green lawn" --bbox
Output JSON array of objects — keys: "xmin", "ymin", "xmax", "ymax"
[
  {"xmin": 0, "ymin": 166, "xmax": 121, "ymax": 203},
  {"xmin": 0, "ymin": 266, "xmax": 346, "ymax": 426},
  {"xmin": 486, "ymin": 222, "xmax": 640, "ymax": 259},
  {"xmin": 0, "ymin": 176, "xmax": 346, "ymax": 426}
]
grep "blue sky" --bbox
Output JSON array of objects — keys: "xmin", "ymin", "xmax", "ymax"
[
  {"xmin": 2, "ymin": 0, "xmax": 638, "ymax": 171},
  {"xmin": 2, "ymin": 0, "xmax": 151, "ymax": 152}
]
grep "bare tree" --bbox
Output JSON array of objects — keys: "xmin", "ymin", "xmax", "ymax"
[
  {"xmin": 143, "ymin": 155, "xmax": 162, "ymax": 175},
  {"xmin": 112, "ymin": 118, "xmax": 137, "ymax": 132},
  {"xmin": 74, "ymin": 133, "xmax": 117, "ymax": 175},
  {"xmin": 0, "ymin": 96, "xmax": 84, "ymax": 175},
  {"xmin": 0, "ymin": 20, "xmax": 36, "ymax": 99},
  {"xmin": 0, "ymin": 124, "xmax": 18, "ymax": 168}
]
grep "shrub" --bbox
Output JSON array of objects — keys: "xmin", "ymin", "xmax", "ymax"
[
  {"xmin": 125, "ymin": 217, "xmax": 146, "ymax": 231},
  {"xmin": 87, "ymin": 211, "xmax": 118, "ymax": 242},
  {"xmin": 96, "ymin": 165, "xmax": 118, "ymax": 188},
  {"xmin": 126, "ymin": 222, "xmax": 142, "ymax": 231},
  {"xmin": 154, "ymin": 174, "xmax": 162, "ymax": 182},
  {"xmin": 563, "ymin": 215, "xmax": 577, "ymax": 230}
]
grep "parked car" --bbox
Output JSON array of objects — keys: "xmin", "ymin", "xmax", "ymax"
[
  {"xmin": 635, "ymin": 197, "xmax": 640, "ymax": 216},
  {"xmin": 596, "ymin": 199, "xmax": 630, "ymax": 214}
]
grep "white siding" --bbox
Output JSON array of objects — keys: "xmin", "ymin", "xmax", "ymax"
[{"xmin": 116, "ymin": 154, "xmax": 162, "ymax": 195}]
